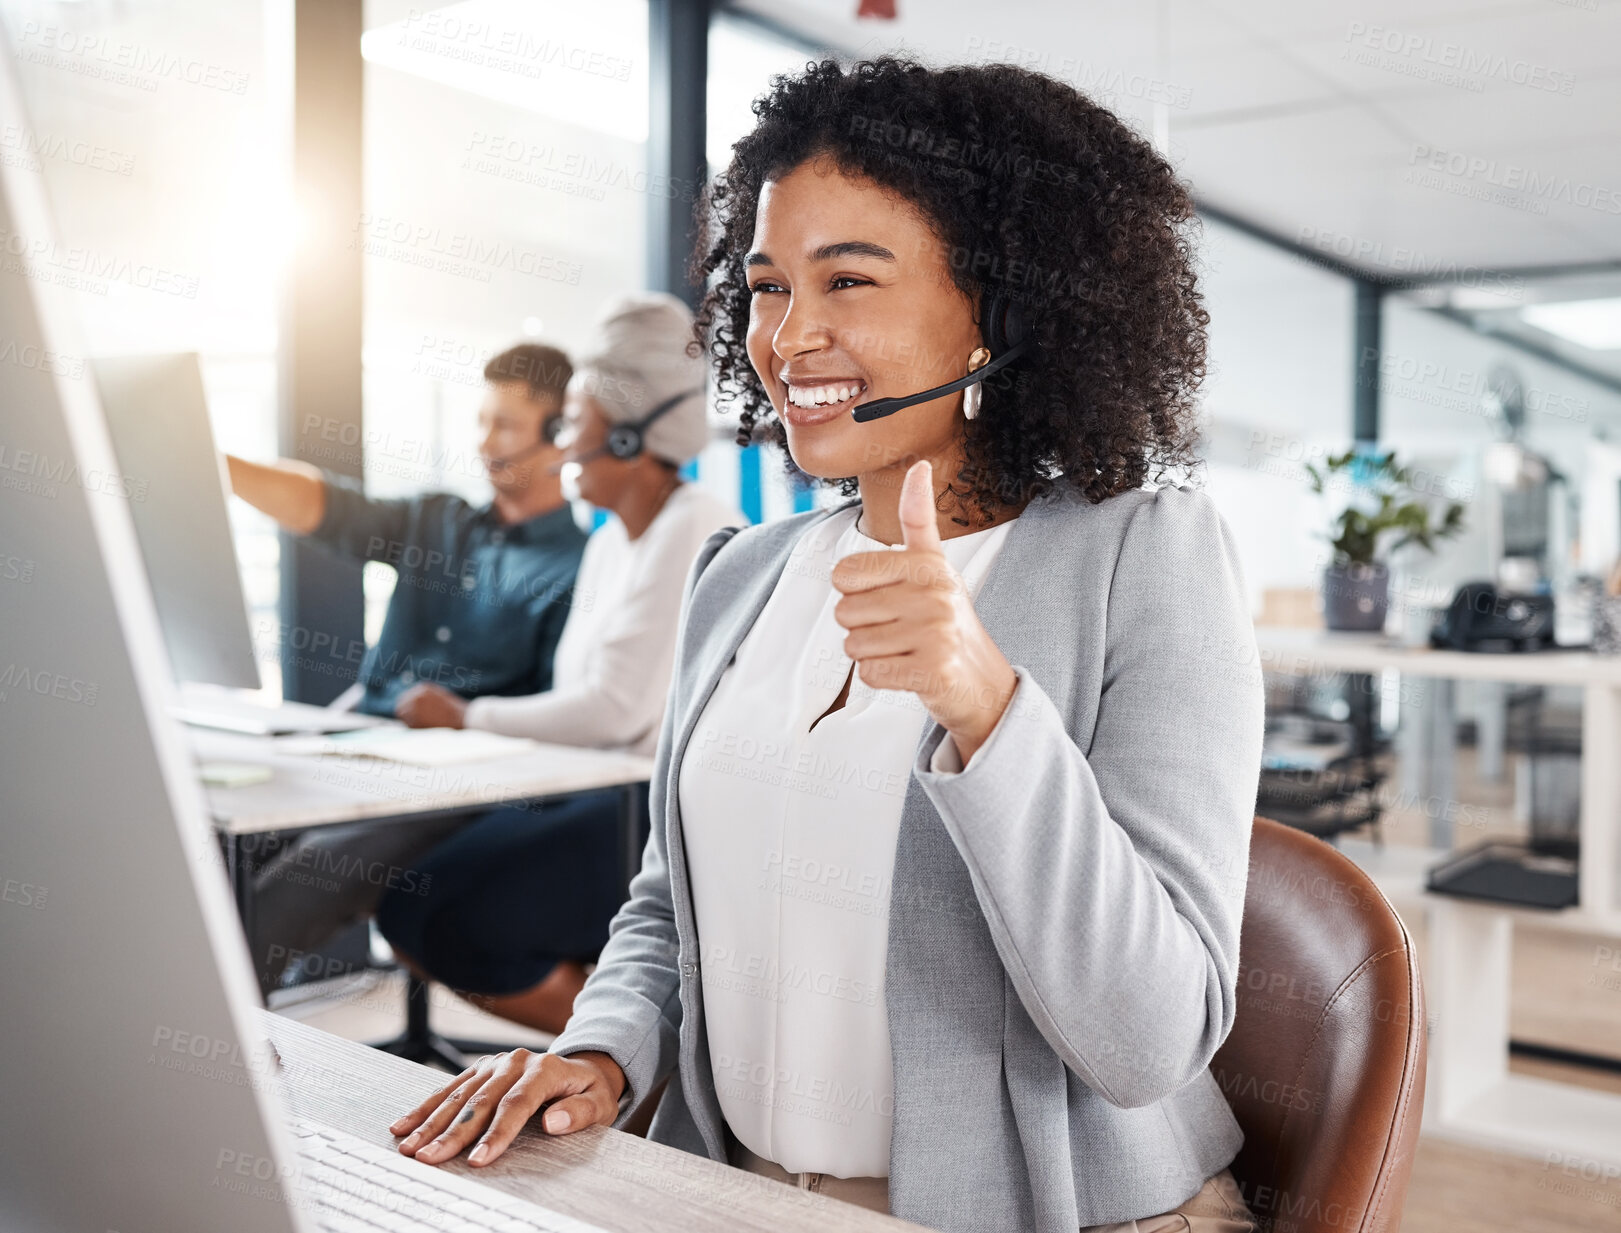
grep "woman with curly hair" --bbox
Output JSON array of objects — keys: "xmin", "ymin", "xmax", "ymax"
[{"xmin": 388, "ymin": 55, "xmax": 1264, "ymax": 1233}]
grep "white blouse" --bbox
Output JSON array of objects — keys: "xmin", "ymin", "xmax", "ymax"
[
  {"xmin": 678, "ymin": 503, "xmax": 1016, "ymax": 1178},
  {"xmin": 465, "ymin": 482, "xmax": 745, "ymax": 757}
]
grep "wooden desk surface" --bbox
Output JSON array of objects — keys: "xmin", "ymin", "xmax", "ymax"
[
  {"xmin": 196, "ymin": 728, "xmax": 654, "ymax": 835},
  {"xmin": 261, "ymin": 1011, "xmax": 927, "ymax": 1233}
]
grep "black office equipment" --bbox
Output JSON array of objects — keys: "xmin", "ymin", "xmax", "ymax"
[
  {"xmin": 1430, "ymin": 581, "xmax": 1556, "ymax": 652},
  {"xmin": 1426, "ymin": 683, "xmax": 1582, "ymax": 911},
  {"xmin": 1426, "ymin": 842, "xmax": 1579, "ymax": 910},
  {"xmin": 1255, "ymin": 676, "xmax": 1388, "ymax": 843}
]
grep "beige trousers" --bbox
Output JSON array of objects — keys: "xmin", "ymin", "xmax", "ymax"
[
  {"xmin": 727, "ymin": 1138, "xmax": 1258, "ymax": 1232},
  {"xmin": 1079, "ymin": 1168, "xmax": 1259, "ymax": 1233},
  {"xmin": 728, "ymin": 1139, "xmax": 892, "ymax": 1214}
]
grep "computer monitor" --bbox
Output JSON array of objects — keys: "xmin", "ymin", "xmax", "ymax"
[
  {"xmin": 94, "ymin": 351, "xmax": 262, "ymax": 690},
  {"xmin": 2, "ymin": 50, "xmax": 618, "ymax": 1233},
  {"xmin": 0, "ymin": 53, "xmax": 307, "ymax": 1233}
]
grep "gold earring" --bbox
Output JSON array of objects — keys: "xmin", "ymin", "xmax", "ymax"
[{"xmin": 963, "ymin": 346, "xmax": 992, "ymax": 420}]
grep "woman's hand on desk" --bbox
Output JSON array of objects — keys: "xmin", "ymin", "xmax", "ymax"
[
  {"xmin": 831, "ymin": 458, "xmax": 1018, "ymax": 765},
  {"xmin": 395, "ymin": 683, "xmax": 468, "ymax": 730},
  {"xmin": 389, "ymin": 1048, "xmax": 625, "ymax": 1166}
]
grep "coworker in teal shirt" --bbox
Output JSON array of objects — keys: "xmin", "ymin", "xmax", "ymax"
[
  {"xmin": 309, "ymin": 472, "xmax": 585, "ymax": 717},
  {"xmin": 225, "ymin": 341, "xmax": 590, "ymax": 994},
  {"xmin": 227, "ymin": 342, "xmax": 587, "ymax": 719}
]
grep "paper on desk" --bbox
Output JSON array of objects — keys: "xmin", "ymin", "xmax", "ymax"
[
  {"xmin": 197, "ymin": 761, "xmax": 275, "ymax": 788},
  {"xmin": 274, "ymin": 727, "xmax": 541, "ymax": 766}
]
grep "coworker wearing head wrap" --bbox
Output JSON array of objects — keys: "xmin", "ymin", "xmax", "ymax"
[
  {"xmin": 568, "ymin": 291, "xmax": 713, "ymax": 469},
  {"xmin": 375, "ymin": 292, "xmax": 749, "ymax": 1034}
]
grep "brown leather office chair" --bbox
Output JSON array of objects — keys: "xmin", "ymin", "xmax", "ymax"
[{"xmin": 1212, "ymin": 815, "xmax": 1426, "ymax": 1233}]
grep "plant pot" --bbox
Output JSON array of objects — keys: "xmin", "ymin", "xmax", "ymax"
[{"xmin": 1323, "ymin": 561, "xmax": 1389, "ymax": 632}]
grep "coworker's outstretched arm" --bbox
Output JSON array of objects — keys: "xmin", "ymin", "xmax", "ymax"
[
  {"xmin": 911, "ymin": 487, "xmax": 1264, "ymax": 1109},
  {"xmin": 223, "ymin": 454, "xmax": 327, "ymax": 535},
  {"xmin": 228, "ymin": 458, "xmax": 416, "ymax": 567}
]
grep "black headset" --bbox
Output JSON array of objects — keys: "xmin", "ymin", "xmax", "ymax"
[
  {"xmin": 850, "ymin": 291, "xmax": 1039, "ymax": 423},
  {"xmin": 487, "ymin": 409, "xmax": 567, "ymax": 471},
  {"xmin": 550, "ymin": 386, "xmax": 703, "ymax": 470}
]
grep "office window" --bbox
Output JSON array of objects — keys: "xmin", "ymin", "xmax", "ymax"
[
  {"xmin": 0, "ymin": 0, "xmax": 287, "ymax": 685},
  {"xmin": 357, "ymin": 0, "xmax": 651, "ymax": 638},
  {"xmin": 705, "ymin": 13, "xmax": 822, "ymax": 524},
  {"xmin": 1376, "ymin": 294, "xmax": 1621, "ymax": 601}
]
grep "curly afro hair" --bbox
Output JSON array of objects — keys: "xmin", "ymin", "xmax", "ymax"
[{"xmin": 689, "ymin": 55, "xmax": 1209, "ymax": 509}]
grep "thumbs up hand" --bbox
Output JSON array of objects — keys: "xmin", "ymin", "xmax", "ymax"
[{"xmin": 829, "ymin": 459, "xmax": 1019, "ymax": 765}]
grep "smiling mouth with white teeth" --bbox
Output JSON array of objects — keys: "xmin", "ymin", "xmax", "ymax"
[{"xmin": 781, "ymin": 379, "xmax": 869, "ymax": 423}]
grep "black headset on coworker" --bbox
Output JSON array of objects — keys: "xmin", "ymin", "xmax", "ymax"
[
  {"xmin": 484, "ymin": 387, "xmax": 703, "ymax": 474},
  {"xmin": 482, "ymin": 407, "xmax": 567, "ymax": 474}
]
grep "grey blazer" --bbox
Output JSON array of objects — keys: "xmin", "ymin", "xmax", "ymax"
[{"xmin": 548, "ymin": 481, "xmax": 1266, "ymax": 1232}]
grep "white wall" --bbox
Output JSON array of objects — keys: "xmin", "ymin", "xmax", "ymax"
[{"xmin": 1194, "ymin": 217, "xmax": 1356, "ymax": 613}]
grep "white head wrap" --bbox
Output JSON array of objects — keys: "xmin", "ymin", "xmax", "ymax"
[{"xmin": 570, "ymin": 292, "xmax": 710, "ymax": 466}]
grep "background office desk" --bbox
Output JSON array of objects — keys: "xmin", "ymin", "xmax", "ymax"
[
  {"xmin": 197, "ymin": 725, "xmax": 655, "ymax": 947},
  {"xmin": 263, "ymin": 1010, "xmax": 926, "ymax": 1232},
  {"xmin": 196, "ymin": 725, "xmax": 654, "ymax": 1065},
  {"xmin": 1254, "ymin": 626, "xmax": 1621, "ymax": 921},
  {"xmin": 1253, "ymin": 626, "xmax": 1621, "ymax": 1173}
]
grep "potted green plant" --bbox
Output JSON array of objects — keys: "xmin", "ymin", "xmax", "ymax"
[{"xmin": 1306, "ymin": 448, "xmax": 1466, "ymax": 632}]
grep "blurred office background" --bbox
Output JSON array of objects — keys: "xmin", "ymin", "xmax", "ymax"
[
  {"xmin": 10, "ymin": 1, "xmax": 1621, "ymax": 686},
  {"xmin": 6, "ymin": 2, "xmax": 1621, "ymax": 1229}
]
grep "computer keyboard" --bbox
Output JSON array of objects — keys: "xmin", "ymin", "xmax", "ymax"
[
  {"xmin": 289, "ymin": 1116, "xmax": 609, "ymax": 1233},
  {"xmin": 173, "ymin": 682, "xmax": 386, "ymax": 736}
]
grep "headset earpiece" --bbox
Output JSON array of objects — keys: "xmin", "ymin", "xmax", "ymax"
[
  {"xmin": 981, "ymin": 291, "xmax": 1034, "ymax": 357},
  {"xmin": 851, "ymin": 291, "xmax": 1036, "ymax": 424},
  {"xmin": 596, "ymin": 386, "xmax": 704, "ymax": 463},
  {"xmin": 606, "ymin": 423, "xmax": 642, "ymax": 460}
]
